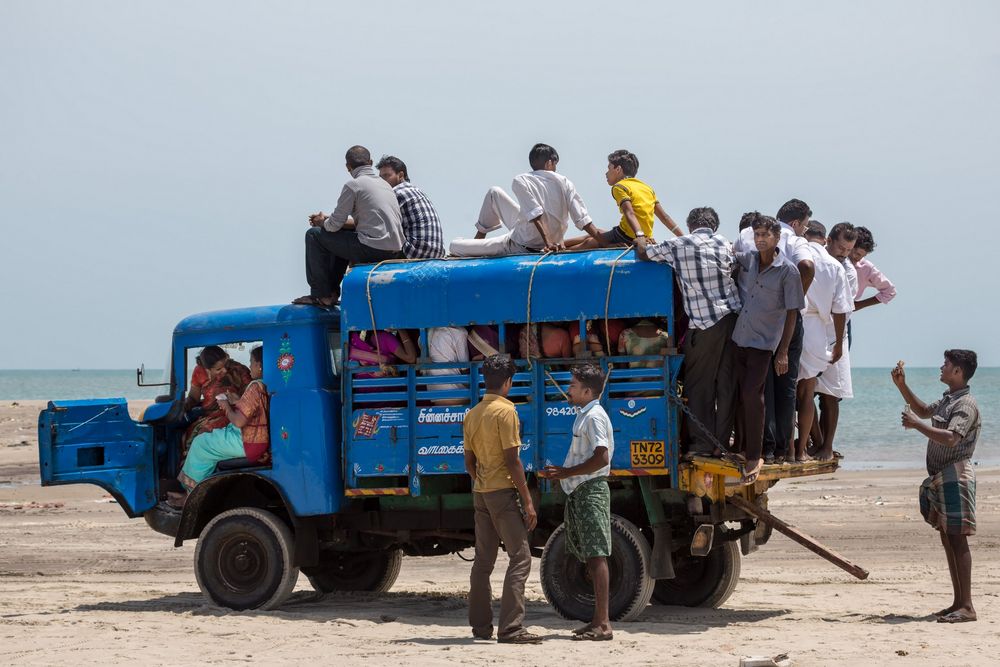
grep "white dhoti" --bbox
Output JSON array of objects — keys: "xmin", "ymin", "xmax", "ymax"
[
  {"xmin": 449, "ymin": 187, "xmax": 536, "ymax": 257},
  {"xmin": 798, "ymin": 312, "xmax": 833, "ymax": 381},
  {"xmin": 816, "ymin": 345, "xmax": 853, "ymax": 399}
]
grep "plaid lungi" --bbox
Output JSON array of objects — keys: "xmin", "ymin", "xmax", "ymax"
[
  {"xmin": 564, "ymin": 477, "xmax": 611, "ymax": 561},
  {"xmin": 919, "ymin": 460, "xmax": 976, "ymax": 536}
]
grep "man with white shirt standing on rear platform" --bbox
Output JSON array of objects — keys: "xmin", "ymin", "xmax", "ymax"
[
  {"xmin": 814, "ymin": 222, "xmax": 859, "ymax": 460},
  {"xmin": 540, "ymin": 364, "xmax": 615, "ymax": 642},
  {"xmin": 449, "ymin": 144, "xmax": 605, "ymax": 256},
  {"xmin": 795, "ymin": 221, "xmax": 851, "ymax": 462},
  {"xmin": 734, "ymin": 199, "xmax": 815, "ymax": 463}
]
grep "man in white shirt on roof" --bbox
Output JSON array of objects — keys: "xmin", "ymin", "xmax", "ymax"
[
  {"xmin": 794, "ymin": 221, "xmax": 851, "ymax": 462},
  {"xmin": 449, "ymin": 144, "xmax": 604, "ymax": 257},
  {"xmin": 734, "ymin": 199, "xmax": 816, "ymax": 463}
]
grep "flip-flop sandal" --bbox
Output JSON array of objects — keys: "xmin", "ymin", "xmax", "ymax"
[
  {"xmin": 291, "ymin": 295, "xmax": 335, "ymax": 309},
  {"xmin": 573, "ymin": 630, "xmax": 613, "ymax": 641},
  {"xmin": 742, "ymin": 461, "xmax": 763, "ymax": 485},
  {"xmin": 497, "ymin": 632, "xmax": 543, "ymax": 644},
  {"xmin": 938, "ymin": 611, "xmax": 977, "ymax": 623}
]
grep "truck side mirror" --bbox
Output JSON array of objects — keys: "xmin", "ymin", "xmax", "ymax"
[{"xmin": 136, "ymin": 363, "xmax": 170, "ymax": 388}]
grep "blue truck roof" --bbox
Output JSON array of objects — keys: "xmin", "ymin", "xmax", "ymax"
[
  {"xmin": 339, "ymin": 249, "xmax": 674, "ymax": 333},
  {"xmin": 174, "ymin": 304, "xmax": 340, "ymax": 335}
]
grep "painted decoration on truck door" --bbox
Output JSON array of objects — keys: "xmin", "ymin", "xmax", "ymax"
[{"xmin": 277, "ymin": 333, "xmax": 295, "ymax": 385}]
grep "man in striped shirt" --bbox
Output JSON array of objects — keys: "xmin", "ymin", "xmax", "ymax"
[
  {"xmin": 893, "ymin": 350, "xmax": 981, "ymax": 624},
  {"xmin": 377, "ymin": 155, "xmax": 446, "ymax": 259},
  {"xmin": 635, "ymin": 207, "xmax": 742, "ymax": 456}
]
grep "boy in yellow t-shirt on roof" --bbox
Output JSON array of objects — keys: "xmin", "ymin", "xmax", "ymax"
[{"xmin": 567, "ymin": 149, "xmax": 682, "ymax": 249}]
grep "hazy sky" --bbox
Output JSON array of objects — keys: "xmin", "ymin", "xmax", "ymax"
[{"xmin": 2, "ymin": 1, "xmax": 998, "ymax": 369}]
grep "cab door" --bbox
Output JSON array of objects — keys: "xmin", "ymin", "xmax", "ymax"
[{"xmin": 38, "ymin": 398, "xmax": 156, "ymax": 517}]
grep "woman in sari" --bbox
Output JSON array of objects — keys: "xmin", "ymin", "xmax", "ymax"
[
  {"xmin": 169, "ymin": 346, "xmax": 269, "ymax": 505},
  {"xmin": 182, "ymin": 345, "xmax": 252, "ymax": 453},
  {"xmin": 349, "ymin": 329, "xmax": 417, "ymax": 377}
]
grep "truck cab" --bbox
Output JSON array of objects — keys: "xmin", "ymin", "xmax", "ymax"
[{"xmin": 38, "ymin": 249, "xmax": 853, "ymax": 618}]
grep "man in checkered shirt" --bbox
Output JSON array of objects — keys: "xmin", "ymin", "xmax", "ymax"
[
  {"xmin": 377, "ymin": 155, "xmax": 445, "ymax": 259},
  {"xmin": 635, "ymin": 207, "xmax": 742, "ymax": 456}
]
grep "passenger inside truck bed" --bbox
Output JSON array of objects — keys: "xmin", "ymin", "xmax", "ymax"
[
  {"xmin": 519, "ymin": 323, "xmax": 573, "ymax": 359},
  {"xmin": 568, "ymin": 319, "xmax": 625, "ymax": 357},
  {"xmin": 349, "ymin": 329, "xmax": 417, "ymax": 378}
]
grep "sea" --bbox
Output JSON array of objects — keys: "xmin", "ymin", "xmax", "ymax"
[{"xmin": 2, "ymin": 367, "xmax": 996, "ymax": 471}]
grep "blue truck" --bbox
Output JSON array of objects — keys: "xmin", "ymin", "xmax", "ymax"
[{"xmin": 37, "ymin": 249, "xmax": 856, "ymax": 620}]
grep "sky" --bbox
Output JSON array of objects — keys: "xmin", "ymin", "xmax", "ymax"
[{"xmin": 1, "ymin": 1, "xmax": 998, "ymax": 369}]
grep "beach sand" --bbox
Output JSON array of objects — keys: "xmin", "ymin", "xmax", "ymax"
[{"xmin": 2, "ymin": 400, "xmax": 997, "ymax": 666}]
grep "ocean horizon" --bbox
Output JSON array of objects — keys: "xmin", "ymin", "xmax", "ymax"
[{"xmin": 3, "ymin": 367, "xmax": 996, "ymax": 471}]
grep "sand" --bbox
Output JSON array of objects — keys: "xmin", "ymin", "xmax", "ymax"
[{"xmin": 1, "ymin": 400, "xmax": 997, "ymax": 666}]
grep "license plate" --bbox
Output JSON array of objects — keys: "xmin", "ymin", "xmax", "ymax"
[{"xmin": 630, "ymin": 440, "xmax": 665, "ymax": 468}]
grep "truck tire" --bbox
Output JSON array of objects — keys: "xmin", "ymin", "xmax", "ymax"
[
  {"xmin": 194, "ymin": 507, "xmax": 299, "ymax": 611},
  {"xmin": 651, "ymin": 539, "xmax": 741, "ymax": 608},
  {"xmin": 540, "ymin": 514, "xmax": 654, "ymax": 622},
  {"xmin": 304, "ymin": 549, "xmax": 402, "ymax": 594}
]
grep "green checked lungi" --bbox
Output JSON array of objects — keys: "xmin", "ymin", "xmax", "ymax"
[
  {"xmin": 564, "ymin": 477, "xmax": 611, "ymax": 561},
  {"xmin": 919, "ymin": 460, "xmax": 976, "ymax": 536}
]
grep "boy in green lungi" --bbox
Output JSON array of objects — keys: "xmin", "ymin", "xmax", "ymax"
[
  {"xmin": 540, "ymin": 363, "xmax": 615, "ymax": 641},
  {"xmin": 892, "ymin": 350, "xmax": 981, "ymax": 623}
]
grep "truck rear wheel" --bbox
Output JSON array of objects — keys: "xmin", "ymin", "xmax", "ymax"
[
  {"xmin": 194, "ymin": 507, "xmax": 299, "ymax": 611},
  {"xmin": 540, "ymin": 514, "xmax": 654, "ymax": 622},
  {"xmin": 304, "ymin": 549, "xmax": 402, "ymax": 594},
  {"xmin": 651, "ymin": 539, "xmax": 741, "ymax": 608}
]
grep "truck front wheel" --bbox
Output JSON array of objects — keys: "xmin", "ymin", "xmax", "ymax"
[
  {"xmin": 651, "ymin": 539, "xmax": 741, "ymax": 608},
  {"xmin": 540, "ymin": 514, "xmax": 654, "ymax": 622},
  {"xmin": 194, "ymin": 507, "xmax": 299, "ymax": 610},
  {"xmin": 304, "ymin": 549, "xmax": 402, "ymax": 594}
]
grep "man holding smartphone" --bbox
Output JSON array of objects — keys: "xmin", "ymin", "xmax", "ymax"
[{"xmin": 892, "ymin": 350, "xmax": 981, "ymax": 623}]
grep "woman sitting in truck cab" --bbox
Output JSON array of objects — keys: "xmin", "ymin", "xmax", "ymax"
[
  {"xmin": 169, "ymin": 346, "xmax": 269, "ymax": 505},
  {"xmin": 181, "ymin": 345, "xmax": 252, "ymax": 454}
]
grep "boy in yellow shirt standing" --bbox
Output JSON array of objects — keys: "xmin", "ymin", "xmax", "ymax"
[{"xmin": 568, "ymin": 149, "xmax": 682, "ymax": 249}]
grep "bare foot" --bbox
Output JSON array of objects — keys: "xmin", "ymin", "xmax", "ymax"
[{"xmin": 572, "ymin": 623, "xmax": 593, "ymax": 635}]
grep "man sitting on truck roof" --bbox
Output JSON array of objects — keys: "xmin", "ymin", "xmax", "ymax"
[
  {"xmin": 566, "ymin": 149, "xmax": 682, "ymax": 249},
  {"xmin": 463, "ymin": 354, "xmax": 542, "ymax": 644},
  {"xmin": 293, "ymin": 145, "xmax": 405, "ymax": 308},
  {"xmin": 449, "ymin": 143, "xmax": 604, "ymax": 256},
  {"xmin": 376, "ymin": 155, "xmax": 446, "ymax": 259},
  {"xmin": 635, "ymin": 207, "xmax": 741, "ymax": 457}
]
